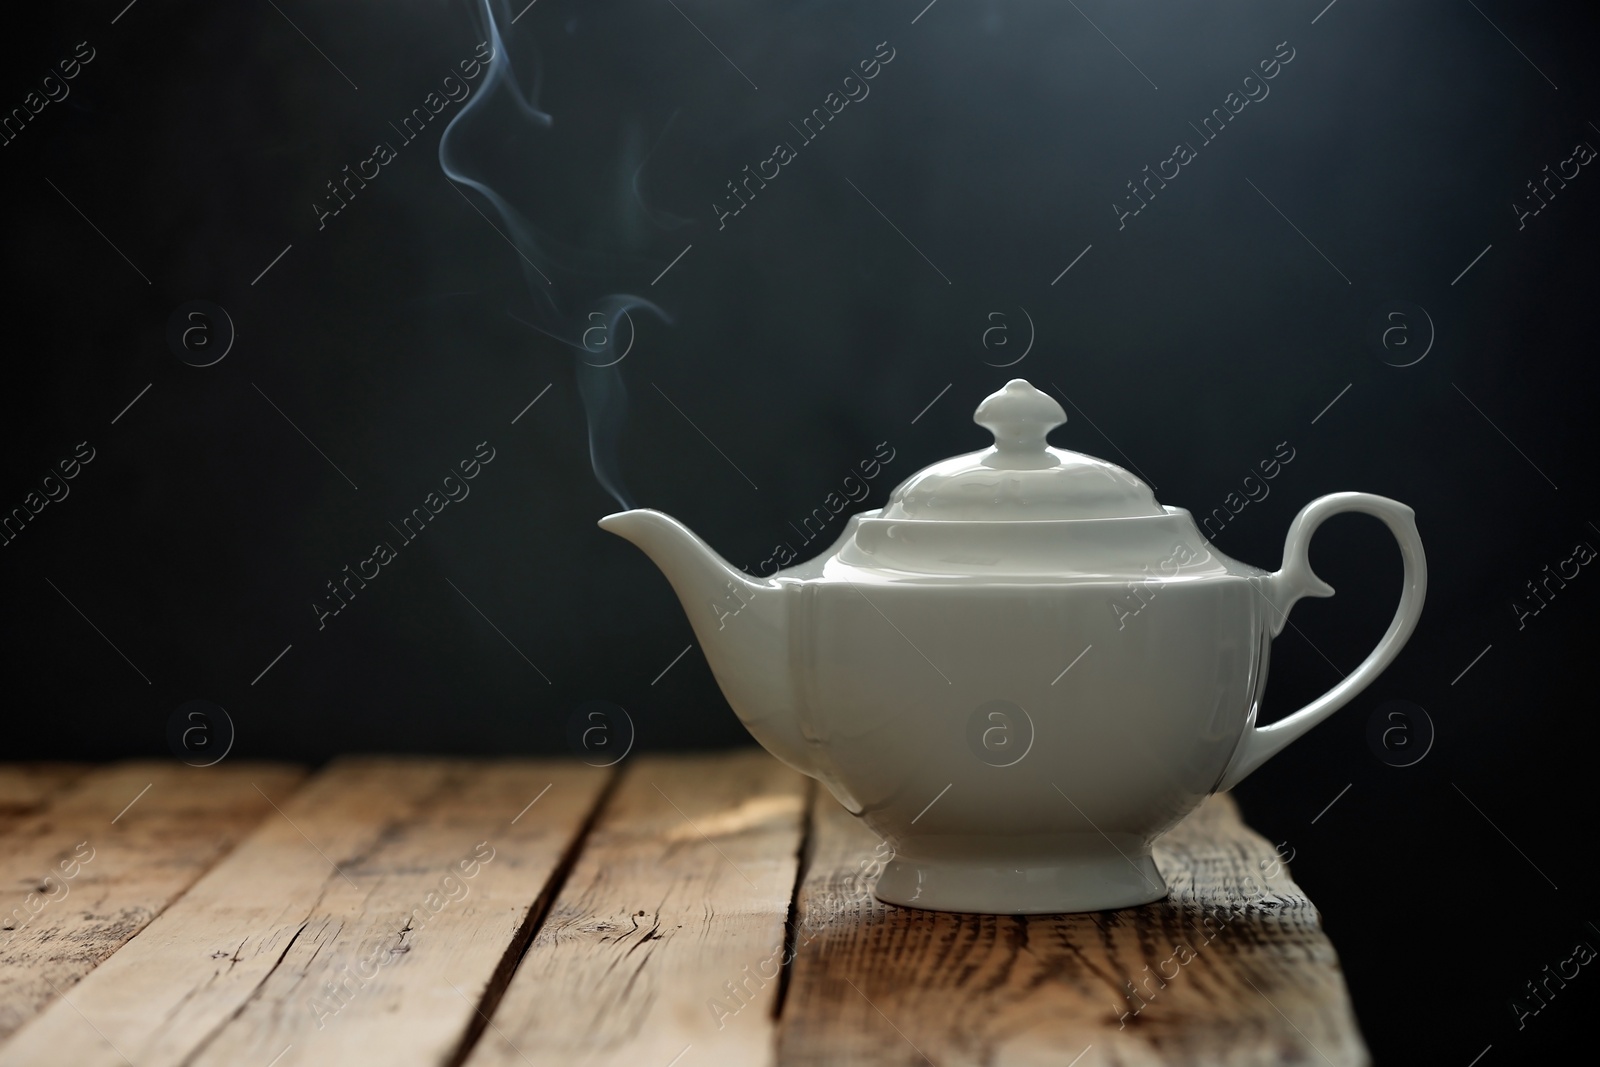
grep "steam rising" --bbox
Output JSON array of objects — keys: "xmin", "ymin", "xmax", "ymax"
[{"xmin": 440, "ymin": 0, "xmax": 669, "ymax": 510}]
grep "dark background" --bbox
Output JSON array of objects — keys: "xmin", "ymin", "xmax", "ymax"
[{"xmin": 2, "ymin": 0, "xmax": 1595, "ymax": 1061}]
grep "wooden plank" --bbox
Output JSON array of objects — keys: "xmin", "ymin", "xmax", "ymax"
[
  {"xmin": 0, "ymin": 761, "xmax": 305, "ymax": 1041},
  {"xmin": 0, "ymin": 764, "xmax": 87, "ymax": 831},
  {"xmin": 0, "ymin": 757, "xmax": 609, "ymax": 1067},
  {"xmin": 464, "ymin": 750, "xmax": 810, "ymax": 1067},
  {"xmin": 775, "ymin": 792, "xmax": 1369, "ymax": 1067}
]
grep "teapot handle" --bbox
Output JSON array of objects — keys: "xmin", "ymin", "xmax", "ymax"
[{"xmin": 1215, "ymin": 492, "xmax": 1427, "ymax": 792}]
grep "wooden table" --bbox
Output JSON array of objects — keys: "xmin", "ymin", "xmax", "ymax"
[{"xmin": 0, "ymin": 753, "xmax": 1367, "ymax": 1066}]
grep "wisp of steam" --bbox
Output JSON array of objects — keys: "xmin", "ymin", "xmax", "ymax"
[{"xmin": 439, "ymin": 0, "xmax": 670, "ymax": 510}]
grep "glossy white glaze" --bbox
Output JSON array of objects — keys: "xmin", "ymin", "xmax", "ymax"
[{"xmin": 600, "ymin": 379, "xmax": 1426, "ymax": 913}]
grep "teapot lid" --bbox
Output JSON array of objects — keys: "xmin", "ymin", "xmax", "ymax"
[{"xmin": 879, "ymin": 379, "xmax": 1163, "ymax": 521}]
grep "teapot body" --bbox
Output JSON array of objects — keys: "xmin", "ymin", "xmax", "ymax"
[
  {"xmin": 784, "ymin": 554, "xmax": 1269, "ymax": 913},
  {"xmin": 601, "ymin": 380, "xmax": 1428, "ymax": 914}
]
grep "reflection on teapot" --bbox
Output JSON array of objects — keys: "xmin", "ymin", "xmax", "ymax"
[{"xmin": 602, "ymin": 379, "xmax": 1426, "ymax": 914}]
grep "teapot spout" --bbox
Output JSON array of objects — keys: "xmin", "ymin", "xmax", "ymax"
[{"xmin": 599, "ymin": 509, "xmax": 816, "ymax": 777}]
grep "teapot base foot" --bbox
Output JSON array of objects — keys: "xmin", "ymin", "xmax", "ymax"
[{"xmin": 872, "ymin": 850, "xmax": 1168, "ymax": 915}]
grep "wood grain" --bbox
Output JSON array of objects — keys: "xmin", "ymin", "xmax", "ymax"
[
  {"xmin": 774, "ymin": 791, "xmax": 1369, "ymax": 1067},
  {"xmin": 0, "ymin": 758, "xmax": 608, "ymax": 1067},
  {"xmin": 0, "ymin": 761, "xmax": 305, "ymax": 1041},
  {"xmin": 464, "ymin": 751, "xmax": 810, "ymax": 1067},
  {"xmin": 0, "ymin": 754, "xmax": 1373, "ymax": 1066}
]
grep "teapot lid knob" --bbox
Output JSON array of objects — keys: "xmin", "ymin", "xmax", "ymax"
[
  {"xmin": 877, "ymin": 377, "xmax": 1162, "ymax": 521},
  {"xmin": 974, "ymin": 379, "xmax": 1066, "ymax": 459}
]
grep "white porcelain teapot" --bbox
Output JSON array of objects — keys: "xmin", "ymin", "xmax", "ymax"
[{"xmin": 601, "ymin": 379, "xmax": 1425, "ymax": 913}]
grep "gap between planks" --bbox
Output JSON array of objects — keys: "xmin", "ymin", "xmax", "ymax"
[
  {"xmin": 456, "ymin": 751, "xmax": 812, "ymax": 1067},
  {"xmin": 768, "ymin": 775, "xmax": 818, "ymax": 1027},
  {"xmin": 442, "ymin": 764, "xmax": 627, "ymax": 1067}
]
